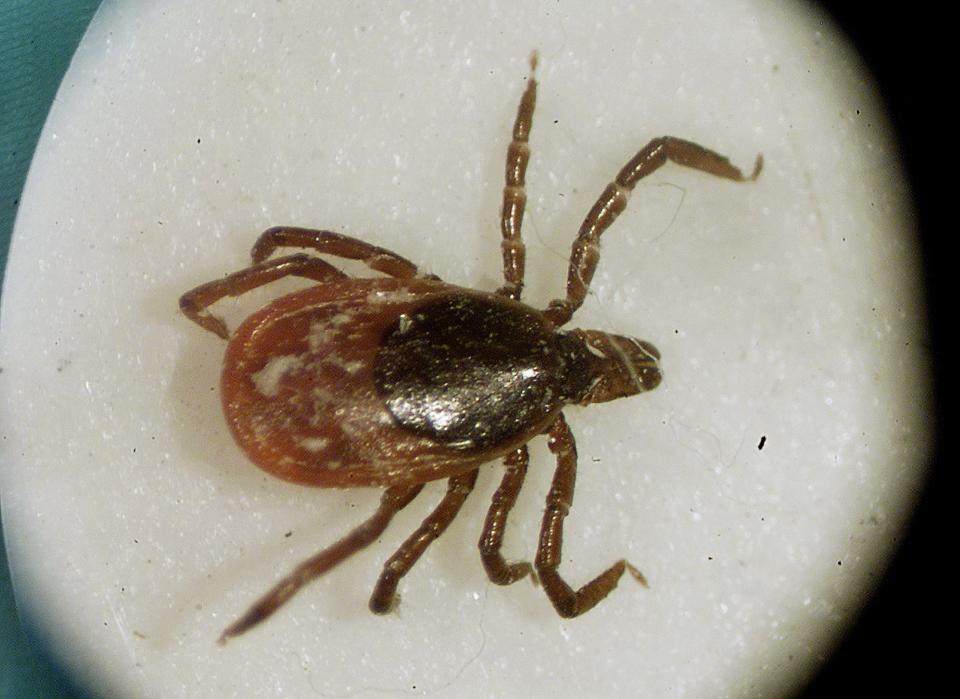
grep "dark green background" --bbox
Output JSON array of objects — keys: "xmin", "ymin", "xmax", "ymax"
[{"xmin": 1, "ymin": 3, "xmax": 102, "ymax": 697}]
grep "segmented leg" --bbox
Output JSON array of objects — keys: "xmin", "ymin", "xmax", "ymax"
[
  {"xmin": 369, "ymin": 469, "xmax": 479, "ymax": 613},
  {"xmin": 535, "ymin": 413, "xmax": 647, "ymax": 618},
  {"xmin": 544, "ymin": 138, "xmax": 763, "ymax": 326},
  {"xmin": 218, "ymin": 484, "xmax": 423, "ymax": 644},
  {"xmin": 180, "ymin": 253, "xmax": 347, "ymax": 339},
  {"xmin": 478, "ymin": 446, "xmax": 534, "ymax": 585},
  {"xmin": 251, "ymin": 226, "xmax": 423, "ymax": 279},
  {"xmin": 497, "ymin": 52, "xmax": 538, "ymax": 301}
]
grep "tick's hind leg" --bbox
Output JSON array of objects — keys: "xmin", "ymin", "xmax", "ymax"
[
  {"xmin": 544, "ymin": 137, "xmax": 762, "ymax": 326},
  {"xmin": 180, "ymin": 254, "xmax": 348, "ymax": 339},
  {"xmin": 497, "ymin": 52, "xmax": 538, "ymax": 301},
  {"xmin": 251, "ymin": 226, "xmax": 426, "ymax": 279},
  {"xmin": 368, "ymin": 469, "xmax": 480, "ymax": 613},
  {"xmin": 218, "ymin": 484, "xmax": 423, "ymax": 644},
  {"xmin": 478, "ymin": 446, "xmax": 534, "ymax": 585},
  {"xmin": 535, "ymin": 414, "xmax": 647, "ymax": 618}
]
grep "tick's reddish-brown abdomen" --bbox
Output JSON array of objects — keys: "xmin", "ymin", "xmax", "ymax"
[{"xmin": 221, "ymin": 277, "xmax": 551, "ymax": 488}]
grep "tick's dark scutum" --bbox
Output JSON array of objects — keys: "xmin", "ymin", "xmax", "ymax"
[{"xmin": 374, "ymin": 294, "xmax": 594, "ymax": 451}]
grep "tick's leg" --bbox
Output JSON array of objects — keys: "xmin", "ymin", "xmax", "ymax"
[
  {"xmin": 478, "ymin": 445, "xmax": 534, "ymax": 585},
  {"xmin": 180, "ymin": 253, "xmax": 347, "ymax": 339},
  {"xmin": 251, "ymin": 227, "xmax": 426, "ymax": 279},
  {"xmin": 497, "ymin": 51, "xmax": 538, "ymax": 301},
  {"xmin": 369, "ymin": 469, "xmax": 479, "ymax": 613},
  {"xmin": 218, "ymin": 484, "xmax": 423, "ymax": 644},
  {"xmin": 535, "ymin": 413, "xmax": 647, "ymax": 618},
  {"xmin": 544, "ymin": 137, "xmax": 763, "ymax": 326}
]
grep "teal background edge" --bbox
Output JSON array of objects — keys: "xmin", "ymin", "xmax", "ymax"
[{"xmin": 1, "ymin": 2, "xmax": 103, "ymax": 697}]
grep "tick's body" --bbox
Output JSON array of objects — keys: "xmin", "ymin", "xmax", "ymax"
[
  {"xmin": 224, "ymin": 278, "xmax": 604, "ymax": 488},
  {"xmin": 180, "ymin": 53, "xmax": 760, "ymax": 642}
]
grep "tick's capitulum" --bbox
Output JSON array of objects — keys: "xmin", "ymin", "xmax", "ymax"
[{"xmin": 179, "ymin": 52, "xmax": 761, "ymax": 643}]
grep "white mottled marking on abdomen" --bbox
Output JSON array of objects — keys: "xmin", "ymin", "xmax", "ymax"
[{"xmin": 251, "ymin": 354, "xmax": 304, "ymax": 397}]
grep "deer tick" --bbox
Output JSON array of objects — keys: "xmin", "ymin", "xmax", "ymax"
[{"xmin": 179, "ymin": 52, "xmax": 761, "ymax": 643}]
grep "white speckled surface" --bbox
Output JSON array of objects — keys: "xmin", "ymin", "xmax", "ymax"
[{"xmin": 0, "ymin": 1, "xmax": 931, "ymax": 697}]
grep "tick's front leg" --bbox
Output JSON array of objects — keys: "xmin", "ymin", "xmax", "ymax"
[
  {"xmin": 535, "ymin": 413, "xmax": 647, "ymax": 618},
  {"xmin": 544, "ymin": 137, "xmax": 762, "ymax": 326}
]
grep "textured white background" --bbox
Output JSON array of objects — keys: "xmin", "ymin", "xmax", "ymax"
[{"xmin": 0, "ymin": 1, "xmax": 930, "ymax": 697}]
